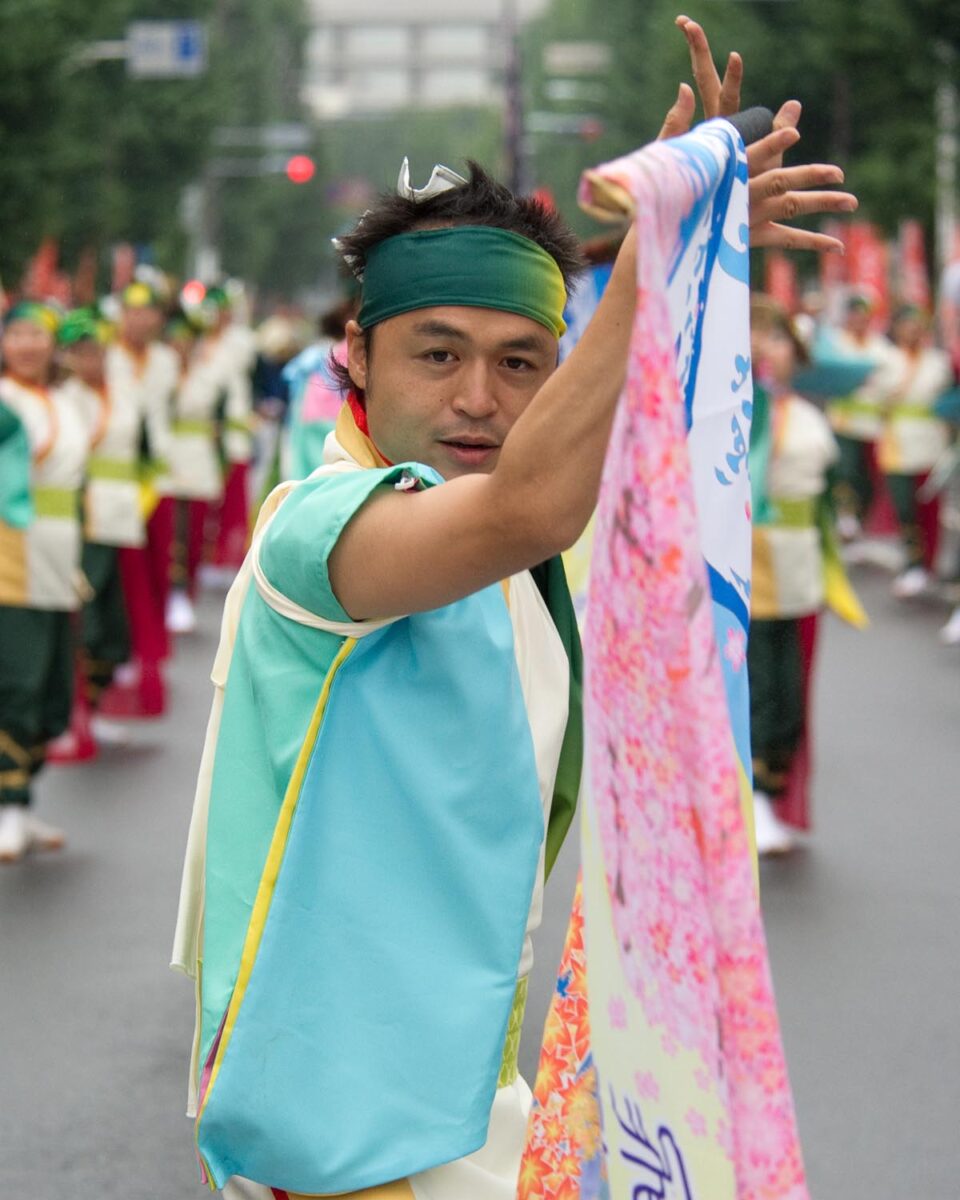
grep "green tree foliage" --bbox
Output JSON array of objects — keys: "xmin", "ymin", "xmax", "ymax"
[
  {"xmin": 525, "ymin": 0, "xmax": 960, "ymax": 243},
  {"xmin": 210, "ymin": 0, "xmax": 329, "ymax": 294},
  {"xmin": 0, "ymin": 0, "xmax": 323, "ymax": 295}
]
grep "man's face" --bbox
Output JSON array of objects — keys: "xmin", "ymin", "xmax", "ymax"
[
  {"xmin": 1, "ymin": 320, "xmax": 55, "ymax": 383},
  {"xmin": 346, "ymin": 305, "xmax": 558, "ymax": 479}
]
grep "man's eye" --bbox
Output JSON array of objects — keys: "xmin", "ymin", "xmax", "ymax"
[
  {"xmin": 503, "ymin": 357, "xmax": 533, "ymax": 371},
  {"xmin": 425, "ymin": 350, "xmax": 454, "ymax": 364}
]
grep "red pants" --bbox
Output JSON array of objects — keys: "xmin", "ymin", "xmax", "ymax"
[
  {"xmin": 118, "ymin": 498, "xmax": 173, "ymax": 664},
  {"xmin": 211, "ymin": 462, "xmax": 250, "ymax": 570}
]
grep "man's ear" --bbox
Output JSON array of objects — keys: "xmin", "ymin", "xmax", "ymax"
[{"xmin": 345, "ymin": 320, "xmax": 367, "ymax": 390}]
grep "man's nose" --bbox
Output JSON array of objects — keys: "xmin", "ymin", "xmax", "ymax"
[{"xmin": 451, "ymin": 361, "xmax": 498, "ymax": 418}]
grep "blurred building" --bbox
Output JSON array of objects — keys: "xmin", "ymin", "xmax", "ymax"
[{"xmin": 303, "ymin": 0, "xmax": 548, "ymax": 118}]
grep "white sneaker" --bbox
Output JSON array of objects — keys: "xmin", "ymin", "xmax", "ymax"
[
  {"xmin": 753, "ymin": 791, "xmax": 795, "ymax": 857},
  {"xmin": 165, "ymin": 589, "xmax": 197, "ymax": 634},
  {"xmin": 23, "ymin": 812, "xmax": 65, "ymax": 852},
  {"xmin": 891, "ymin": 566, "xmax": 930, "ymax": 599},
  {"xmin": 940, "ymin": 605, "xmax": 960, "ymax": 646},
  {"xmin": 0, "ymin": 805, "xmax": 28, "ymax": 863},
  {"xmin": 836, "ymin": 513, "xmax": 862, "ymax": 542},
  {"xmin": 198, "ymin": 563, "xmax": 236, "ymax": 590},
  {"xmin": 113, "ymin": 661, "xmax": 139, "ymax": 688},
  {"xmin": 90, "ymin": 716, "xmax": 131, "ymax": 746}
]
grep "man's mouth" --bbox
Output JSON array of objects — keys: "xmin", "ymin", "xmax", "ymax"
[{"xmin": 438, "ymin": 436, "xmax": 500, "ymax": 465}]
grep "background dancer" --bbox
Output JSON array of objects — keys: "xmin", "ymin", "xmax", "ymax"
[
  {"xmin": 100, "ymin": 282, "xmax": 179, "ymax": 718},
  {"xmin": 0, "ymin": 303, "xmax": 88, "ymax": 862}
]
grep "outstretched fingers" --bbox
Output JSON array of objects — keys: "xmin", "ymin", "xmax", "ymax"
[
  {"xmin": 747, "ymin": 126, "xmax": 801, "ymax": 177},
  {"xmin": 676, "ymin": 15, "xmax": 742, "ymax": 119},
  {"xmin": 750, "ymin": 224, "xmax": 848, "ymax": 254},
  {"xmin": 657, "ymin": 82, "xmax": 697, "ymax": 140},
  {"xmin": 749, "ymin": 163, "xmax": 856, "ymax": 253},
  {"xmin": 718, "ymin": 51, "xmax": 743, "ymax": 117}
]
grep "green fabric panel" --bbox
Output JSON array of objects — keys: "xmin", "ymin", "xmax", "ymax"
[
  {"xmin": 289, "ymin": 419, "xmax": 336, "ymax": 482},
  {"xmin": 259, "ymin": 463, "xmax": 440, "ymax": 624},
  {"xmin": 747, "ymin": 616, "xmax": 804, "ymax": 769},
  {"xmin": 748, "ymin": 383, "xmax": 773, "ymax": 526},
  {"xmin": 0, "ymin": 400, "xmax": 33, "ymax": 530},
  {"xmin": 530, "ymin": 554, "xmax": 583, "ymax": 880},
  {"xmin": 497, "ymin": 975, "xmax": 529, "ymax": 1088},
  {"xmin": 81, "ymin": 542, "xmax": 131, "ymax": 669},
  {"xmin": 0, "ymin": 606, "xmax": 73, "ymax": 805}
]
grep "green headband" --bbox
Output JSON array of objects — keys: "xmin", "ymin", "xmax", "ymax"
[
  {"xmin": 59, "ymin": 307, "xmax": 111, "ymax": 346},
  {"xmin": 4, "ymin": 301, "xmax": 60, "ymax": 335},
  {"xmin": 357, "ymin": 226, "xmax": 567, "ymax": 338}
]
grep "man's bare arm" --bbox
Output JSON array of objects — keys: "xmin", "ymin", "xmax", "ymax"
[
  {"xmin": 329, "ymin": 225, "xmax": 640, "ymax": 620},
  {"xmin": 329, "ymin": 54, "xmax": 857, "ymax": 621}
]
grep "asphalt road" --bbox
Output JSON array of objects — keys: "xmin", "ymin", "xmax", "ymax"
[{"xmin": 0, "ymin": 564, "xmax": 956, "ymax": 1198}]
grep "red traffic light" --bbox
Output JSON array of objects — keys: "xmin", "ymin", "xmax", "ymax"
[{"xmin": 286, "ymin": 155, "xmax": 316, "ymax": 184}]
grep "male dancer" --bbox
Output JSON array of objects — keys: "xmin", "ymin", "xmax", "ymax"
[{"xmin": 174, "ymin": 27, "xmax": 856, "ymax": 1199}]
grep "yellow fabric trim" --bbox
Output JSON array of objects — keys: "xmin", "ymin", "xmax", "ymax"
[
  {"xmin": 196, "ymin": 638, "xmax": 359, "ymax": 1162},
  {"xmin": 0, "ymin": 520, "xmax": 28, "ymax": 606},
  {"xmin": 0, "ymin": 768, "xmax": 29, "ymax": 788},
  {"xmin": 889, "ymin": 403, "xmax": 939, "ymax": 421},
  {"xmin": 175, "ymin": 417, "xmax": 215, "ymax": 436},
  {"xmin": 749, "ymin": 528, "xmax": 779, "ymax": 620},
  {"xmin": 334, "ymin": 404, "xmax": 390, "ymax": 469},
  {"xmin": 829, "ymin": 397, "xmax": 881, "ymax": 419},
  {"xmin": 0, "ymin": 731, "xmax": 31, "ymax": 768},
  {"xmin": 34, "ymin": 487, "xmax": 77, "ymax": 518},
  {"xmin": 823, "ymin": 542, "xmax": 869, "ymax": 629},
  {"xmin": 88, "ymin": 456, "xmax": 139, "ymax": 482},
  {"xmin": 765, "ymin": 496, "xmax": 817, "ymax": 529}
]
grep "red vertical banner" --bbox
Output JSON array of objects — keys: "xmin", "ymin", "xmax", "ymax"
[
  {"xmin": 21, "ymin": 238, "xmax": 60, "ymax": 300},
  {"xmin": 897, "ymin": 220, "xmax": 931, "ymax": 309},
  {"xmin": 818, "ymin": 219, "xmax": 848, "ymax": 325},
  {"xmin": 845, "ymin": 221, "xmax": 890, "ymax": 329},
  {"xmin": 111, "ymin": 243, "xmax": 137, "ymax": 293},
  {"xmin": 764, "ymin": 250, "xmax": 798, "ymax": 312},
  {"xmin": 73, "ymin": 247, "xmax": 99, "ymax": 307}
]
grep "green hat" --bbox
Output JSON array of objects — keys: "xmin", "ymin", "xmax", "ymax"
[
  {"xmin": 3, "ymin": 301, "xmax": 61, "ymax": 335},
  {"xmin": 58, "ymin": 306, "xmax": 112, "ymax": 346},
  {"xmin": 204, "ymin": 286, "xmax": 230, "ymax": 310}
]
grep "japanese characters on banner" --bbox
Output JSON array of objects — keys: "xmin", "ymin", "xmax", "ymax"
[{"xmin": 764, "ymin": 250, "xmax": 799, "ymax": 313}]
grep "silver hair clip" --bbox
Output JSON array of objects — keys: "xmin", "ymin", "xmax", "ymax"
[
  {"xmin": 396, "ymin": 157, "xmax": 467, "ymax": 202},
  {"xmin": 331, "ymin": 158, "xmax": 469, "ymax": 280}
]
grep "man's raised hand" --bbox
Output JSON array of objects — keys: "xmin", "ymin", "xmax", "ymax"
[{"xmin": 658, "ymin": 17, "xmax": 856, "ymax": 252}]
